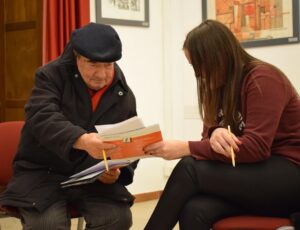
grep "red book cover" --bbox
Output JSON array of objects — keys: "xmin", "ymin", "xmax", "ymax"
[
  {"xmin": 106, "ymin": 130, "xmax": 163, "ymax": 159},
  {"xmin": 96, "ymin": 117, "xmax": 163, "ymax": 160}
]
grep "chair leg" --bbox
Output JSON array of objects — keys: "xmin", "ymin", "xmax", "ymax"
[{"xmin": 77, "ymin": 217, "xmax": 84, "ymax": 230}]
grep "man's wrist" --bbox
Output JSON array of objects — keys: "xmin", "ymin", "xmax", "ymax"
[{"xmin": 73, "ymin": 133, "xmax": 88, "ymax": 150}]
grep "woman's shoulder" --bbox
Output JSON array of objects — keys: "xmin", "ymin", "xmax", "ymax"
[
  {"xmin": 246, "ymin": 63, "xmax": 280, "ymax": 77},
  {"xmin": 244, "ymin": 63, "xmax": 289, "ymax": 86},
  {"xmin": 242, "ymin": 63, "xmax": 295, "ymax": 98}
]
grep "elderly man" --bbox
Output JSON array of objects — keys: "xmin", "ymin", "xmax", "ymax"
[{"xmin": 0, "ymin": 23, "xmax": 138, "ymax": 230}]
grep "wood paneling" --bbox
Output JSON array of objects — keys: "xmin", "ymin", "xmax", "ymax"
[
  {"xmin": 134, "ymin": 191, "xmax": 162, "ymax": 203},
  {"xmin": 0, "ymin": 0, "xmax": 5, "ymax": 121},
  {"xmin": 0, "ymin": 0, "xmax": 42, "ymax": 121},
  {"xmin": 5, "ymin": 108, "xmax": 25, "ymax": 121},
  {"xmin": 5, "ymin": 21, "xmax": 36, "ymax": 31},
  {"xmin": 5, "ymin": 0, "xmax": 38, "ymax": 23},
  {"xmin": 6, "ymin": 29, "xmax": 38, "ymax": 99}
]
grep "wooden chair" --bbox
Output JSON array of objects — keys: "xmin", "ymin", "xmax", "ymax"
[
  {"xmin": 213, "ymin": 215, "xmax": 294, "ymax": 230},
  {"xmin": 0, "ymin": 121, "xmax": 84, "ymax": 230}
]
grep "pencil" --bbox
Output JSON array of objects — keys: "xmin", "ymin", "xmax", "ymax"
[
  {"xmin": 227, "ymin": 125, "xmax": 236, "ymax": 167},
  {"xmin": 102, "ymin": 149, "xmax": 109, "ymax": 171}
]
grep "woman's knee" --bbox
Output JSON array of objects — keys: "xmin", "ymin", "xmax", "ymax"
[
  {"xmin": 171, "ymin": 156, "xmax": 200, "ymax": 181},
  {"xmin": 173, "ymin": 156, "xmax": 195, "ymax": 174},
  {"xmin": 178, "ymin": 156, "xmax": 196, "ymax": 167}
]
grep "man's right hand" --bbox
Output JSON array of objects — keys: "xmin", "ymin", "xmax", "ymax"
[{"xmin": 73, "ymin": 133, "xmax": 118, "ymax": 159}]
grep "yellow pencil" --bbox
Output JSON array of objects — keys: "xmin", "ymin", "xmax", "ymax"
[
  {"xmin": 102, "ymin": 149, "xmax": 109, "ymax": 171},
  {"xmin": 227, "ymin": 125, "xmax": 236, "ymax": 167}
]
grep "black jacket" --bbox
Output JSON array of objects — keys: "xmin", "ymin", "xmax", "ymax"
[{"xmin": 0, "ymin": 43, "xmax": 138, "ymax": 212}]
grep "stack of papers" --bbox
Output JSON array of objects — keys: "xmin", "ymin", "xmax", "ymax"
[
  {"xmin": 61, "ymin": 159, "xmax": 134, "ymax": 188},
  {"xmin": 61, "ymin": 116, "xmax": 163, "ymax": 188}
]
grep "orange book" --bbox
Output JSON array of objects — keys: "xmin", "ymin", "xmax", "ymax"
[
  {"xmin": 96, "ymin": 117, "xmax": 163, "ymax": 160},
  {"xmin": 102, "ymin": 125, "xmax": 162, "ymax": 160}
]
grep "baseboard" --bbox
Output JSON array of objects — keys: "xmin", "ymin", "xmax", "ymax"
[{"xmin": 134, "ymin": 190, "xmax": 162, "ymax": 203}]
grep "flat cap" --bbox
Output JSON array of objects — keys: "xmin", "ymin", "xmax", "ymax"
[{"xmin": 70, "ymin": 22, "xmax": 122, "ymax": 62}]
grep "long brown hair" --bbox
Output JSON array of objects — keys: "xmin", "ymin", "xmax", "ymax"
[{"xmin": 183, "ymin": 20, "xmax": 258, "ymax": 132}]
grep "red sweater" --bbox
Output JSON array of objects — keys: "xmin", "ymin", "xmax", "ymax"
[{"xmin": 189, "ymin": 64, "xmax": 300, "ymax": 164}]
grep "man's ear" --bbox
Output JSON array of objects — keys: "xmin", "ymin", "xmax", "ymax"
[{"xmin": 73, "ymin": 49, "xmax": 81, "ymax": 59}]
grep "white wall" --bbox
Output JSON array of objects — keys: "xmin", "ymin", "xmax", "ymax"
[
  {"xmin": 247, "ymin": 45, "xmax": 300, "ymax": 93},
  {"xmin": 90, "ymin": 0, "xmax": 300, "ymax": 195},
  {"xmin": 90, "ymin": 0, "xmax": 168, "ymax": 194}
]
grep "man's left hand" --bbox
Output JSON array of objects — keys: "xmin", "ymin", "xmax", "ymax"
[{"xmin": 98, "ymin": 168, "xmax": 121, "ymax": 184}]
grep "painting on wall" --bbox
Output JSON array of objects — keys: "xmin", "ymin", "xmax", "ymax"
[
  {"xmin": 96, "ymin": 0, "xmax": 149, "ymax": 27},
  {"xmin": 202, "ymin": 0, "xmax": 300, "ymax": 47}
]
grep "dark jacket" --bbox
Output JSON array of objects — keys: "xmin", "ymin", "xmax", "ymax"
[{"xmin": 0, "ymin": 43, "xmax": 138, "ymax": 212}]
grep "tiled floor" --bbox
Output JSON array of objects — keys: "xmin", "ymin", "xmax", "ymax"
[{"xmin": 0, "ymin": 199, "xmax": 179, "ymax": 230}]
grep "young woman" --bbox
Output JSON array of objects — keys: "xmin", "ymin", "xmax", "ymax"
[{"xmin": 144, "ymin": 20, "xmax": 300, "ymax": 230}]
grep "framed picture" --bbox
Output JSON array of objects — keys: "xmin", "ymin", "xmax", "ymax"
[
  {"xmin": 202, "ymin": 0, "xmax": 300, "ymax": 48},
  {"xmin": 96, "ymin": 0, "xmax": 149, "ymax": 27}
]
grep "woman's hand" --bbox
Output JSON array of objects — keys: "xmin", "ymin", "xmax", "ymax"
[
  {"xmin": 209, "ymin": 128, "xmax": 241, "ymax": 158},
  {"xmin": 98, "ymin": 168, "xmax": 121, "ymax": 184},
  {"xmin": 144, "ymin": 140, "xmax": 190, "ymax": 160}
]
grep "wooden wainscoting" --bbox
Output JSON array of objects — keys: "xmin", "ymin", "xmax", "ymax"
[
  {"xmin": 0, "ymin": 0, "xmax": 43, "ymax": 121},
  {"xmin": 134, "ymin": 190, "xmax": 162, "ymax": 203}
]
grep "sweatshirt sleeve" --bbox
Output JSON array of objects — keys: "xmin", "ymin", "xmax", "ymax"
[
  {"xmin": 189, "ymin": 124, "xmax": 229, "ymax": 161},
  {"xmin": 188, "ymin": 65, "xmax": 291, "ymax": 163}
]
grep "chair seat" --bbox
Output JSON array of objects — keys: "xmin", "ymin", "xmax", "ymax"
[
  {"xmin": 213, "ymin": 216, "xmax": 292, "ymax": 230},
  {"xmin": 0, "ymin": 205, "xmax": 19, "ymax": 218},
  {"xmin": 0, "ymin": 121, "xmax": 84, "ymax": 230}
]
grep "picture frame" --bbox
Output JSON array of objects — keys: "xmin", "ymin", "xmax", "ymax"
[
  {"xmin": 96, "ymin": 0, "xmax": 149, "ymax": 27},
  {"xmin": 202, "ymin": 0, "xmax": 300, "ymax": 48}
]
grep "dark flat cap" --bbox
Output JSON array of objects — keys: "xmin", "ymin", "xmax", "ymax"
[{"xmin": 70, "ymin": 23, "xmax": 122, "ymax": 62}]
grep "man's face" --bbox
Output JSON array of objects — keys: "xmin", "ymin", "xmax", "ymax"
[{"xmin": 76, "ymin": 55, "xmax": 114, "ymax": 91}]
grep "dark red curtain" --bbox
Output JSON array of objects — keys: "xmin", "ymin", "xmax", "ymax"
[{"xmin": 42, "ymin": 0, "xmax": 90, "ymax": 64}]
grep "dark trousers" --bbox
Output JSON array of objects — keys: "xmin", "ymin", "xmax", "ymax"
[
  {"xmin": 19, "ymin": 190, "xmax": 132, "ymax": 230},
  {"xmin": 145, "ymin": 156, "xmax": 300, "ymax": 230}
]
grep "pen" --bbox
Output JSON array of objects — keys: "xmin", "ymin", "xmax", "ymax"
[
  {"xmin": 102, "ymin": 149, "xmax": 109, "ymax": 171},
  {"xmin": 227, "ymin": 125, "xmax": 236, "ymax": 167}
]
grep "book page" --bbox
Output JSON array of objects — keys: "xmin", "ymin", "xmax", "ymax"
[
  {"xmin": 96, "ymin": 116, "xmax": 145, "ymax": 135},
  {"xmin": 70, "ymin": 159, "xmax": 134, "ymax": 178},
  {"xmin": 60, "ymin": 159, "xmax": 135, "ymax": 188},
  {"xmin": 100, "ymin": 124, "xmax": 160, "ymax": 141}
]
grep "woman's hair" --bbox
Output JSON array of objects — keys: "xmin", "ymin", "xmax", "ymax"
[{"xmin": 183, "ymin": 19, "xmax": 259, "ymax": 132}]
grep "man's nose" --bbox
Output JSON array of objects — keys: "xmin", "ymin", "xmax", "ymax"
[{"xmin": 94, "ymin": 67, "xmax": 106, "ymax": 76}]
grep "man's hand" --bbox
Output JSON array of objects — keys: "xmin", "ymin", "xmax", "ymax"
[
  {"xmin": 73, "ymin": 133, "xmax": 118, "ymax": 159},
  {"xmin": 98, "ymin": 168, "xmax": 121, "ymax": 184}
]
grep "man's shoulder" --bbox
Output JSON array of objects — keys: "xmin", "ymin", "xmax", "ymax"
[
  {"xmin": 37, "ymin": 44, "xmax": 76, "ymax": 77},
  {"xmin": 34, "ymin": 59, "xmax": 75, "ymax": 92},
  {"xmin": 36, "ymin": 58, "xmax": 60, "ymax": 76}
]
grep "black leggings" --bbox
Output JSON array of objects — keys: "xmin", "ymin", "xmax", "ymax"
[{"xmin": 145, "ymin": 156, "xmax": 300, "ymax": 230}]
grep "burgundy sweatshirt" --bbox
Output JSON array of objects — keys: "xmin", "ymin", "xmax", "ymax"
[{"xmin": 189, "ymin": 64, "xmax": 300, "ymax": 165}]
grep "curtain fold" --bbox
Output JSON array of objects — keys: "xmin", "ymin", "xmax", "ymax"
[{"xmin": 42, "ymin": 0, "xmax": 90, "ymax": 64}]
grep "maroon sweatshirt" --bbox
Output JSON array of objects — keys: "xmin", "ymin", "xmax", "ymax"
[{"xmin": 189, "ymin": 64, "xmax": 300, "ymax": 165}]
